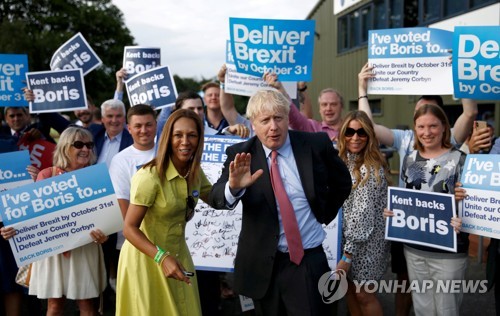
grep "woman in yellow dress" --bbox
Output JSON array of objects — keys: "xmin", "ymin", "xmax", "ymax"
[{"xmin": 116, "ymin": 109, "xmax": 212, "ymax": 316}]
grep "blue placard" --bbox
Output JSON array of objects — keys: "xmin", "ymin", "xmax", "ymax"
[
  {"xmin": 367, "ymin": 27, "xmax": 453, "ymax": 95},
  {"xmin": 368, "ymin": 27, "xmax": 451, "ymax": 59},
  {"xmin": 0, "ymin": 54, "xmax": 28, "ymax": 107},
  {"xmin": 458, "ymin": 154, "xmax": 500, "ymax": 239},
  {"xmin": 0, "ymin": 164, "xmax": 115, "ymax": 226},
  {"xmin": 123, "ymin": 46, "xmax": 161, "ymax": 76},
  {"xmin": 50, "ymin": 32, "xmax": 102, "ymax": 76},
  {"xmin": 229, "ymin": 18, "xmax": 315, "ymax": 81},
  {"xmin": 453, "ymin": 26, "xmax": 500, "ymax": 100},
  {"xmin": 385, "ymin": 187, "xmax": 457, "ymax": 252},
  {"xmin": 125, "ymin": 65, "xmax": 178, "ymax": 110},
  {"xmin": 0, "ymin": 151, "xmax": 32, "ymax": 190},
  {"xmin": 26, "ymin": 69, "xmax": 87, "ymax": 113},
  {"xmin": 461, "ymin": 154, "xmax": 500, "ymax": 190}
]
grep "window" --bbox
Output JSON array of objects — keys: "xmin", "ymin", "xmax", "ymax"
[
  {"xmin": 337, "ymin": 4, "xmax": 372, "ymax": 52},
  {"xmin": 422, "ymin": 0, "xmax": 440, "ymax": 22},
  {"xmin": 336, "ymin": 0, "xmax": 497, "ymax": 54}
]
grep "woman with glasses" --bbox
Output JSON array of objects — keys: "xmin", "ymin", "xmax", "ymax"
[
  {"xmin": 1, "ymin": 126, "xmax": 108, "ymax": 315},
  {"xmin": 336, "ymin": 110, "xmax": 390, "ymax": 316},
  {"xmin": 385, "ymin": 104, "xmax": 466, "ymax": 316},
  {"xmin": 116, "ymin": 109, "xmax": 211, "ymax": 316}
]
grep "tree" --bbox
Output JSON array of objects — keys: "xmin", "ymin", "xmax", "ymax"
[{"xmin": 0, "ymin": 0, "xmax": 135, "ymax": 105}]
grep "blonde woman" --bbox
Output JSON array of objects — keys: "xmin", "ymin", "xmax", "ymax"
[{"xmin": 336, "ymin": 110, "xmax": 390, "ymax": 316}]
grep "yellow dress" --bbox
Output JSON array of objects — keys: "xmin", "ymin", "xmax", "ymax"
[{"xmin": 116, "ymin": 162, "xmax": 212, "ymax": 316}]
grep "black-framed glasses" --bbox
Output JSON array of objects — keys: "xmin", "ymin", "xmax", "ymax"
[
  {"xmin": 72, "ymin": 141, "xmax": 94, "ymax": 149},
  {"xmin": 186, "ymin": 196, "xmax": 196, "ymax": 222},
  {"xmin": 344, "ymin": 127, "xmax": 368, "ymax": 138}
]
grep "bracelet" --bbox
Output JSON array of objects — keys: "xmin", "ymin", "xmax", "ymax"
[
  {"xmin": 158, "ymin": 252, "xmax": 170, "ymax": 266},
  {"xmin": 298, "ymin": 85, "xmax": 307, "ymax": 92},
  {"xmin": 219, "ymin": 82, "xmax": 225, "ymax": 90},
  {"xmin": 358, "ymin": 95, "xmax": 368, "ymax": 100},
  {"xmin": 154, "ymin": 245, "xmax": 166, "ymax": 263},
  {"xmin": 341, "ymin": 255, "xmax": 352, "ymax": 264}
]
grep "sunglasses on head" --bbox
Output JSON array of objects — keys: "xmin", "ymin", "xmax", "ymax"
[
  {"xmin": 186, "ymin": 196, "xmax": 196, "ymax": 222},
  {"xmin": 72, "ymin": 141, "xmax": 94, "ymax": 149},
  {"xmin": 344, "ymin": 127, "xmax": 368, "ymax": 138}
]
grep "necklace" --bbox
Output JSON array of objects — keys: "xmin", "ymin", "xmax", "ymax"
[{"xmin": 181, "ymin": 169, "xmax": 190, "ymax": 179}]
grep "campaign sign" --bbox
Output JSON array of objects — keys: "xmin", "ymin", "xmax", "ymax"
[
  {"xmin": 229, "ymin": 18, "xmax": 315, "ymax": 81},
  {"xmin": 0, "ymin": 54, "xmax": 28, "ymax": 107},
  {"xmin": 0, "ymin": 150, "xmax": 32, "ymax": 192},
  {"xmin": 368, "ymin": 27, "xmax": 453, "ymax": 95},
  {"xmin": 186, "ymin": 135, "xmax": 244, "ymax": 272},
  {"xmin": 50, "ymin": 32, "xmax": 102, "ymax": 76},
  {"xmin": 0, "ymin": 164, "xmax": 122, "ymax": 267},
  {"xmin": 458, "ymin": 154, "xmax": 500, "ymax": 238},
  {"xmin": 453, "ymin": 26, "xmax": 500, "ymax": 100},
  {"xmin": 26, "ymin": 69, "xmax": 87, "ymax": 113},
  {"xmin": 125, "ymin": 65, "xmax": 177, "ymax": 110},
  {"xmin": 0, "ymin": 151, "xmax": 33, "ymax": 221},
  {"xmin": 18, "ymin": 138, "xmax": 56, "ymax": 171},
  {"xmin": 385, "ymin": 187, "xmax": 457, "ymax": 252},
  {"xmin": 225, "ymin": 41, "xmax": 297, "ymax": 98},
  {"xmin": 123, "ymin": 46, "xmax": 161, "ymax": 76}
]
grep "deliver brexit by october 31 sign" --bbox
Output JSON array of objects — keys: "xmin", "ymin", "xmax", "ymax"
[
  {"xmin": 26, "ymin": 69, "xmax": 87, "ymax": 113},
  {"xmin": 123, "ymin": 46, "xmax": 161, "ymax": 76},
  {"xmin": 224, "ymin": 40, "xmax": 297, "ymax": 98},
  {"xmin": 385, "ymin": 187, "xmax": 457, "ymax": 252},
  {"xmin": 50, "ymin": 32, "xmax": 102, "ymax": 76},
  {"xmin": 453, "ymin": 26, "xmax": 500, "ymax": 100},
  {"xmin": 229, "ymin": 18, "xmax": 315, "ymax": 81},
  {"xmin": 368, "ymin": 27, "xmax": 453, "ymax": 95},
  {"xmin": 0, "ymin": 54, "xmax": 28, "ymax": 107},
  {"xmin": 0, "ymin": 164, "xmax": 123, "ymax": 267},
  {"xmin": 125, "ymin": 65, "xmax": 177, "ymax": 110},
  {"xmin": 458, "ymin": 155, "xmax": 500, "ymax": 238}
]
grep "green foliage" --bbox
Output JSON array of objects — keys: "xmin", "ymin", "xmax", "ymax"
[{"xmin": 0, "ymin": 0, "xmax": 135, "ymax": 106}]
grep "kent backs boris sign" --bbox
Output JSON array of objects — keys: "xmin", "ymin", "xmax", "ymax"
[{"xmin": 385, "ymin": 187, "xmax": 457, "ymax": 252}]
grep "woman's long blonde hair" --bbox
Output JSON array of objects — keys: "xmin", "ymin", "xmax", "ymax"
[{"xmin": 338, "ymin": 111, "xmax": 390, "ymax": 189}]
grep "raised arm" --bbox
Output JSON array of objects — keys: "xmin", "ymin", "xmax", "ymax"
[
  {"xmin": 358, "ymin": 63, "xmax": 395, "ymax": 146},
  {"xmin": 114, "ymin": 68, "xmax": 127, "ymax": 100},
  {"xmin": 297, "ymin": 82, "xmax": 313, "ymax": 119},
  {"xmin": 218, "ymin": 64, "xmax": 240, "ymax": 125},
  {"xmin": 452, "ymin": 98, "xmax": 477, "ymax": 144}
]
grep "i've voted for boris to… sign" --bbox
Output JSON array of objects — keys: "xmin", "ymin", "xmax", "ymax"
[
  {"xmin": 26, "ymin": 69, "xmax": 87, "ymax": 114},
  {"xmin": 0, "ymin": 54, "xmax": 28, "ymax": 107},
  {"xmin": 229, "ymin": 18, "xmax": 315, "ymax": 81},
  {"xmin": 125, "ymin": 65, "xmax": 177, "ymax": 110},
  {"xmin": 50, "ymin": 32, "xmax": 102, "ymax": 76},
  {"xmin": 0, "ymin": 151, "xmax": 33, "ymax": 221},
  {"xmin": 368, "ymin": 27, "xmax": 453, "ymax": 95},
  {"xmin": 459, "ymin": 155, "xmax": 500, "ymax": 238},
  {"xmin": 453, "ymin": 26, "xmax": 500, "ymax": 100},
  {"xmin": 0, "ymin": 164, "xmax": 123, "ymax": 267},
  {"xmin": 123, "ymin": 46, "xmax": 161, "ymax": 76},
  {"xmin": 385, "ymin": 187, "xmax": 457, "ymax": 252}
]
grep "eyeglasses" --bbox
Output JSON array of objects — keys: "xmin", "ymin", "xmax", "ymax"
[
  {"xmin": 186, "ymin": 196, "xmax": 196, "ymax": 222},
  {"xmin": 344, "ymin": 128, "xmax": 368, "ymax": 138},
  {"xmin": 72, "ymin": 141, "xmax": 94, "ymax": 149}
]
